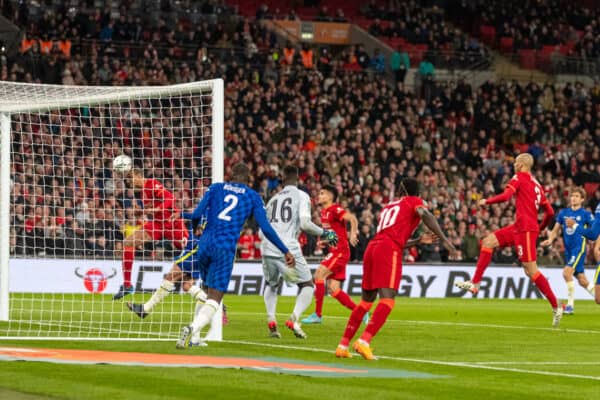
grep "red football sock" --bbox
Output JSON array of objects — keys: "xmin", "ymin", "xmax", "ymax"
[
  {"xmin": 340, "ymin": 300, "xmax": 373, "ymax": 346},
  {"xmin": 473, "ymin": 245, "xmax": 493, "ymax": 284},
  {"xmin": 331, "ymin": 288, "xmax": 357, "ymax": 311},
  {"xmin": 314, "ymin": 279, "xmax": 325, "ymax": 317},
  {"xmin": 532, "ymin": 271, "xmax": 558, "ymax": 308},
  {"xmin": 122, "ymin": 246, "xmax": 135, "ymax": 288},
  {"xmin": 360, "ymin": 298, "xmax": 395, "ymax": 344}
]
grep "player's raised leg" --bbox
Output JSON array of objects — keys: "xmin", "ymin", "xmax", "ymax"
[
  {"xmin": 455, "ymin": 229, "xmax": 504, "ymax": 294},
  {"xmin": 127, "ymin": 264, "xmax": 206, "ymax": 319}
]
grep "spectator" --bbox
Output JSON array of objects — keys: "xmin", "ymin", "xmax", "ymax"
[
  {"xmin": 390, "ymin": 47, "xmax": 410, "ymax": 84},
  {"xmin": 370, "ymin": 48, "xmax": 385, "ymax": 74}
]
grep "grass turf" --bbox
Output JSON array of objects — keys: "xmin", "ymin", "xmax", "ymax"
[{"xmin": 1, "ymin": 295, "xmax": 600, "ymax": 399}]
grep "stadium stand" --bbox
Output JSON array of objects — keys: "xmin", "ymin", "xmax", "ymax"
[
  {"xmin": 447, "ymin": 0, "xmax": 600, "ymax": 74},
  {"xmin": 4, "ymin": 1, "xmax": 600, "ymax": 268}
]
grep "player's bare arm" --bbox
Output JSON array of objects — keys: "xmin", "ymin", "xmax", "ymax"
[
  {"xmin": 405, "ymin": 232, "xmax": 439, "ymax": 248},
  {"xmin": 539, "ymin": 201, "xmax": 555, "ymax": 231},
  {"xmin": 342, "ymin": 211, "xmax": 359, "ymax": 246},
  {"xmin": 541, "ymin": 222, "xmax": 561, "ymax": 247},
  {"xmin": 480, "ymin": 185, "xmax": 516, "ymax": 207},
  {"xmin": 417, "ymin": 207, "xmax": 457, "ymax": 256}
]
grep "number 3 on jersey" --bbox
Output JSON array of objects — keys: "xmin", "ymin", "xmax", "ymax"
[
  {"xmin": 534, "ymin": 186, "xmax": 541, "ymax": 210},
  {"xmin": 218, "ymin": 194, "xmax": 238, "ymax": 221},
  {"xmin": 377, "ymin": 205, "xmax": 400, "ymax": 232}
]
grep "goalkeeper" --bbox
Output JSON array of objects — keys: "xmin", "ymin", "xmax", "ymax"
[{"xmin": 260, "ymin": 166, "xmax": 338, "ymax": 339}]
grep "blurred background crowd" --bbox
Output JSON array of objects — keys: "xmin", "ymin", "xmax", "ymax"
[{"xmin": 5, "ymin": 0, "xmax": 600, "ymax": 266}]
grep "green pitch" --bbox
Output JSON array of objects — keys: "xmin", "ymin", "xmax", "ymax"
[{"xmin": 1, "ymin": 295, "xmax": 600, "ymax": 399}]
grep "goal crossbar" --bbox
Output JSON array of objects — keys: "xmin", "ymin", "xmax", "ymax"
[{"xmin": 0, "ymin": 80, "xmax": 222, "ymax": 114}]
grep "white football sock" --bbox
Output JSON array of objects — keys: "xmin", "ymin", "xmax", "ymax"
[
  {"xmin": 567, "ymin": 280, "xmax": 575, "ymax": 307},
  {"xmin": 143, "ymin": 279, "xmax": 175, "ymax": 312},
  {"xmin": 187, "ymin": 285, "xmax": 208, "ymax": 303},
  {"xmin": 191, "ymin": 301, "xmax": 203, "ymax": 343},
  {"xmin": 587, "ymin": 282, "xmax": 595, "ymax": 296},
  {"xmin": 264, "ymin": 285, "xmax": 278, "ymax": 323},
  {"xmin": 191, "ymin": 299, "xmax": 219, "ymax": 336},
  {"xmin": 291, "ymin": 285, "xmax": 314, "ymax": 322}
]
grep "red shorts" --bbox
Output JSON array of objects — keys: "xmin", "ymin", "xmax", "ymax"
[
  {"xmin": 362, "ymin": 239, "xmax": 402, "ymax": 291},
  {"xmin": 494, "ymin": 224, "xmax": 537, "ymax": 263},
  {"xmin": 321, "ymin": 251, "xmax": 350, "ymax": 281},
  {"xmin": 143, "ymin": 218, "xmax": 189, "ymax": 250}
]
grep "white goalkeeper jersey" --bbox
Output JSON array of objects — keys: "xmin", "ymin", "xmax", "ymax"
[{"xmin": 260, "ymin": 185, "xmax": 322, "ymax": 257}]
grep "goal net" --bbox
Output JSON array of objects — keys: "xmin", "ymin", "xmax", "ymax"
[{"xmin": 0, "ymin": 79, "xmax": 224, "ymax": 340}]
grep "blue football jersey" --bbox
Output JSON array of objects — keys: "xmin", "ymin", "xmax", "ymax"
[
  {"xmin": 556, "ymin": 207, "xmax": 594, "ymax": 249},
  {"xmin": 183, "ymin": 182, "xmax": 289, "ymax": 254}
]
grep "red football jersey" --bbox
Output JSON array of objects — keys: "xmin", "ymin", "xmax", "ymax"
[
  {"xmin": 142, "ymin": 178, "xmax": 177, "ymax": 222},
  {"xmin": 374, "ymin": 196, "xmax": 425, "ymax": 247},
  {"xmin": 507, "ymin": 172, "xmax": 548, "ymax": 232},
  {"xmin": 321, "ymin": 203, "xmax": 349, "ymax": 254}
]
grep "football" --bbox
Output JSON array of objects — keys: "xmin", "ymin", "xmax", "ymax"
[{"xmin": 112, "ymin": 154, "xmax": 132, "ymax": 173}]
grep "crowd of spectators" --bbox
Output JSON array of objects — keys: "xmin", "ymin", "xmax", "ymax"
[
  {"xmin": 449, "ymin": 0, "xmax": 600, "ymax": 61},
  {"xmin": 6, "ymin": 2, "xmax": 600, "ymax": 268},
  {"xmin": 362, "ymin": 0, "xmax": 491, "ymax": 70}
]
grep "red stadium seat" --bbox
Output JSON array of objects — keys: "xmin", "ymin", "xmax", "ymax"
[
  {"xmin": 585, "ymin": 183, "xmax": 600, "ymax": 197},
  {"xmin": 499, "ymin": 37, "xmax": 514, "ymax": 54},
  {"xmin": 519, "ymin": 49, "xmax": 536, "ymax": 69},
  {"xmin": 479, "ymin": 25, "xmax": 496, "ymax": 46}
]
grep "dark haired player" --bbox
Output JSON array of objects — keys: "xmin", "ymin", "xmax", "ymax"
[
  {"xmin": 114, "ymin": 168, "xmax": 189, "ymax": 300},
  {"xmin": 302, "ymin": 184, "xmax": 360, "ymax": 324},
  {"xmin": 336, "ymin": 178, "xmax": 456, "ymax": 360},
  {"xmin": 176, "ymin": 163, "xmax": 294, "ymax": 348}
]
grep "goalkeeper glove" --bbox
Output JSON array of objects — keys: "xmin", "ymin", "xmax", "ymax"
[{"xmin": 320, "ymin": 229, "xmax": 338, "ymax": 246}]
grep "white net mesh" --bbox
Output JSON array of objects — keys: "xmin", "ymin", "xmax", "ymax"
[{"xmin": 0, "ymin": 79, "xmax": 223, "ymax": 339}]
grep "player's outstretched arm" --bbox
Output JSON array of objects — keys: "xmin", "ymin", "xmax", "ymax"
[
  {"xmin": 182, "ymin": 186, "xmax": 212, "ymax": 221},
  {"xmin": 481, "ymin": 185, "xmax": 516, "ymax": 206},
  {"xmin": 540, "ymin": 216, "xmax": 561, "ymax": 247},
  {"xmin": 299, "ymin": 194, "xmax": 324, "ymax": 236},
  {"xmin": 417, "ymin": 207, "xmax": 457, "ymax": 255}
]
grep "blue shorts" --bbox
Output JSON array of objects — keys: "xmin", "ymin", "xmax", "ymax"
[
  {"xmin": 565, "ymin": 244, "xmax": 586, "ymax": 275},
  {"xmin": 174, "ymin": 245, "xmax": 203, "ymax": 281},
  {"xmin": 191, "ymin": 240, "xmax": 236, "ymax": 292}
]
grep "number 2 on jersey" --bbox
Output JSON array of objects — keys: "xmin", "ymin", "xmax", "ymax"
[
  {"xmin": 218, "ymin": 194, "xmax": 238, "ymax": 221},
  {"xmin": 377, "ymin": 205, "xmax": 400, "ymax": 232}
]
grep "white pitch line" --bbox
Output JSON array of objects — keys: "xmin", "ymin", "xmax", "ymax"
[
  {"xmin": 224, "ymin": 340, "xmax": 600, "ymax": 382},
  {"xmin": 472, "ymin": 361, "xmax": 600, "ymax": 365},
  {"xmin": 229, "ymin": 311, "xmax": 600, "ymax": 335}
]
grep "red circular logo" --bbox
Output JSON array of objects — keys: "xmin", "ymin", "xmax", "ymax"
[{"xmin": 83, "ymin": 268, "xmax": 108, "ymax": 293}]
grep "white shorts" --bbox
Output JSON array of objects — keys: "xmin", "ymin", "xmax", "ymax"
[{"xmin": 262, "ymin": 253, "xmax": 312, "ymax": 286}]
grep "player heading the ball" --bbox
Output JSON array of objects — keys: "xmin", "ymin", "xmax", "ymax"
[{"xmin": 112, "ymin": 159, "xmax": 189, "ymax": 300}]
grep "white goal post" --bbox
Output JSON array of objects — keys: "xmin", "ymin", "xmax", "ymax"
[{"xmin": 0, "ymin": 79, "xmax": 224, "ymax": 341}]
